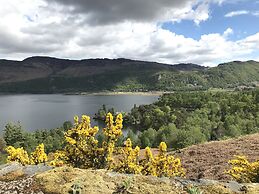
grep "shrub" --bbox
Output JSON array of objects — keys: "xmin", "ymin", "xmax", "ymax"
[
  {"xmin": 6, "ymin": 146, "xmax": 30, "ymax": 165},
  {"xmin": 6, "ymin": 143, "xmax": 48, "ymax": 165},
  {"xmin": 227, "ymin": 155, "xmax": 259, "ymax": 183},
  {"xmin": 114, "ymin": 139, "xmax": 185, "ymax": 177},
  {"xmin": 30, "ymin": 143, "xmax": 48, "ymax": 164},
  {"xmin": 57, "ymin": 113, "xmax": 123, "ymax": 169},
  {"xmin": 152, "ymin": 142, "xmax": 185, "ymax": 177},
  {"xmin": 49, "ymin": 151, "xmax": 67, "ymax": 167},
  {"xmin": 112, "ymin": 138, "xmax": 142, "ymax": 174}
]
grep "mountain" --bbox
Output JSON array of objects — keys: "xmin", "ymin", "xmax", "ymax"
[{"xmin": 0, "ymin": 57, "xmax": 258, "ymax": 93}]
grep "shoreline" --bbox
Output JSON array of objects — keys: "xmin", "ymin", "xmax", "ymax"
[
  {"xmin": 77, "ymin": 91, "xmax": 169, "ymax": 96},
  {"xmin": 0, "ymin": 91, "xmax": 170, "ymax": 96}
]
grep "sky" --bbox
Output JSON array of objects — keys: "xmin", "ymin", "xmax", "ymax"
[{"xmin": 0, "ymin": 0, "xmax": 258, "ymax": 66}]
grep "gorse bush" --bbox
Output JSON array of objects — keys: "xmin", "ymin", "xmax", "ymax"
[
  {"xmin": 6, "ymin": 143, "xmax": 47, "ymax": 165},
  {"xmin": 30, "ymin": 143, "xmax": 48, "ymax": 164},
  {"xmin": 6, "ymin": 113, "xmax": 185, "ymax": 178},
  {"xmin": 6, "ymin": 146, "xmax": 30, "ymax": 165},
  {"xmin": 227, "ymin": 155, "xmax": 259, "ymax": 183},
  {"xmin": 59, "ymin": 113, "xmax": 123, "ymax": 169},
  {"xmin": 110, "ymin": 138, "xmax": 185, "ymax": 177},
  {"xmin": 113, "ymin": 138, "xmax": 142, "ymax": 174}
]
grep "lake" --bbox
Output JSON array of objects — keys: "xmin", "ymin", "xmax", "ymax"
[{"xmin": 0, "ymin": 94, "xmax": 159, "ymax": 133}]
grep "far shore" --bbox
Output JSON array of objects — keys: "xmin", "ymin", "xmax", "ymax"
[
  {"xmin": 0, "ymin": 91, "xmax": 173, "ymax": 96},
  {"xmin": 70, "ymin": 91, "xmax": 171, "ymax": 96}
]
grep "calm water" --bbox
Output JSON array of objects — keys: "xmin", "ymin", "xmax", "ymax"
[{"xmin": 0, "ymin": 94, "xmax": 159, "ymax": 133}]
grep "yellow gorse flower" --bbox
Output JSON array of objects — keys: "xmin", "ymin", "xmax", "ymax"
[
  {"xmin": 6, "ymin": 146, "xmax": 30, "ymax": 165},
  {"xmin": 113, "ymin": 140, "xmax": 185, "ymax": 178},
  {"xmin": 52, "ymin": 113, "xmax": 124, "ymax": 169},
  {"xmin": 30, "ymin": 143, "xmax": 48, "ymax": 164},
  {"xmin": 6, "ymin": 144, "xmax": 48, "ymax": 165},
  {"xmin": 227, "ymin": 155, "xmax": 259, "ymax": 183},
  {"xmin": 159, "ymin": 142, "xmax": 167, "ymax": 152}
]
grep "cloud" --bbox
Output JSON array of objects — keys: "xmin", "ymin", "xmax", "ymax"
[
  {"xmin": 44, "ymin": 0, "xmax": 221, "ymax": 25},
  {"xmin": 223, "ymin": 28, "xmax": 234, "ymax": 37},
  {"xmin": 225, "ymin": 10, "xmax": 249, "ymax": 17},
  {"xmin": 0, "ymin": 0, "xmax": 258, "ymax": 66},
  {"xmin": 225, "ymin": 10, "xmax": 259, "ymax": 17},
  {"xmin": 253, "ymin": 11, "xmax": 259, "ymax": 16}
]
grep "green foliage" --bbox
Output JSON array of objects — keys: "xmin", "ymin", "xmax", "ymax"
[
  {"xmin": 3, "ymin": 122, "xmax": 25, "ymax": 147},
  {"xmin": 126, "ymin": 129, "xmax": 139, "ymax": 147},
  {"xmin": 186, "ymin": 186, "xmax": 203, "ymax": 194},
  {"xmin": 0, "ymin": 137, "xmax": 6, "ymax": 153},
  {"xmin": 139, "ymin": 128, "xmax": 157, "ymax": 147},
  {"xmin": 63, "ymin": 121, "xmax": 73, "ymax": 131},
  {"xmin": 3, "ymin": 121, "xmax": 68, "ymax": 154},
  {"xmin": 124, "ymin": 89, "xmax": 259, "ymax": 149}
]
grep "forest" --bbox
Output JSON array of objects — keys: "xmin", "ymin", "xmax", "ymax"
[{"xmin": 96, "ymin": 89, "xmax": 259, "ymax": 149}]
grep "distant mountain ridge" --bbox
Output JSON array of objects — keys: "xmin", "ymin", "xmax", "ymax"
[{"xmin": 0, "ymin": 56, "xmax": 258, "ymax": 93}]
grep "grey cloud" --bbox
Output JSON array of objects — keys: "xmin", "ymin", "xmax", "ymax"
[
  {"xmin": 0, "ymin": 13, "xmax": 79, "ymax": 55},
  {"xmin": 0, "ymin": 27, "xmax": 60, "ymax": 54},
  {"xmin": 45, "ymin": 0, "xmax": 197, "ymax": 25}
]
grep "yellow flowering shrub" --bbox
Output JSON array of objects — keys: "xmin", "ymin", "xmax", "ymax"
[
  {"xmin": 63, "ymin": 115, "xmax": 100, "ymax": 168},
  {"xmin": 113, "ymin": 138, "xmax": 142, "ymax": 174},
  {"xmin": 102, "ymin": 113, "xmax": 123, "ymax": 168},
  {"xmin": 155, "ymin": 142, "xmax": 185, "ymax": 177},
  {"xmin": 6, "ymin": 143, "xmax": 48, "ymax": 165},
  {"xmin": 113, "ymin": 140, "xmax": 185, "ymax": 177},
  {"xmin": 227, "ymin": 155, "xmax": 259, "ymax": 183},
  {"xmin": 49, "ymin": 151, "xmax": 68, "ymax": 167},
  {"xmin": 140, "ymin": 142, "xmax": 185, "ymax": 177},
  {"xmin": 52, "ymin": 113, "xmax": 123, "ymax": 169},
  {"xmin": 6, "ymin": 146, "xmax": 30, "ymax": 165},
  {"xmin": 30, "ymin": 143, "xmax": 48, "ymax": 164},
  {"xmin": 141, "ymin": 147, "xmax": 157, "ymax": 176}
]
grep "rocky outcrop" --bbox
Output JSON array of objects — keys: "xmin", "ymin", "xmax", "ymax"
[
  {"xmin": 1, "ymin": 163, "xmax": 259, "ymax": 194},
  {"xmin": 0, "ymin": 163, "xmax": 52, "ymax": 194}
]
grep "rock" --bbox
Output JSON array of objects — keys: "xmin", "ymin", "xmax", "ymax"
[
  {"xmin": 0, "ymin": 162, "xmax": 23, "ymax": 177},
  {"xmin": 225, "ymin": 181, "xmax": 245, "ymax": 193},
  {"xmin": 23, "ymin": 164, "xmax": 53, "ymax": 176}
]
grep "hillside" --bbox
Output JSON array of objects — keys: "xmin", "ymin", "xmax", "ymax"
[
  {"xmin": 0, "ymin": 57, "xmax": 258, "ymax": 93},
  {"xmin": 174, "ymin": 133, "xmax": 259, "ymax": 180}
]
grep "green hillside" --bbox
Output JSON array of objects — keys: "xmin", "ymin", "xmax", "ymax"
[{"xmin": 0, "ymin": 57, "xmax": 258, "ymax": 93}]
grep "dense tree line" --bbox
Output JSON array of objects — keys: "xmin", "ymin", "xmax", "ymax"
[{"xmin": 124, "ymin": 89, "xmax": 259, "ymax": 149}]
